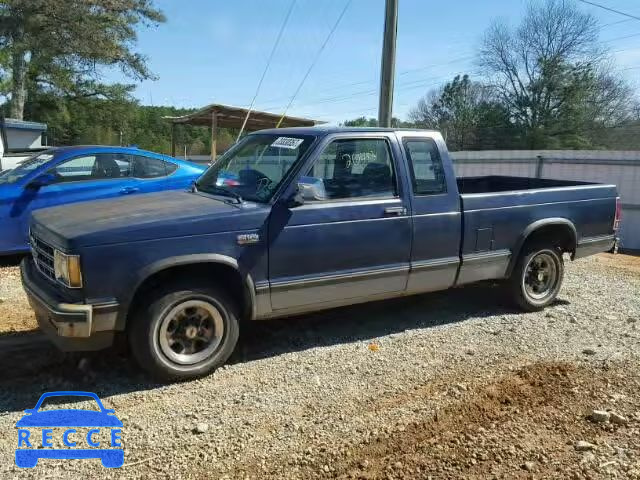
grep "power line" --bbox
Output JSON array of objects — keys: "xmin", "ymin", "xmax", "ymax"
[
  {"xmin": 275, "ymin": 0, "xmax": 352, "ymax": 127},
  {"xmin": 237, "ymin": 0, "xmax": 296, "ymax": 140},
  {"xmin": 603, "ymin": 31, "xmax": 640, "ymax": 43},
  {"xmin": 255, "ymin": 53, "xmax": 475, "ymax": 109},
  {"xmin": 576, "ymin": 0, "xmax": 640, "ymax": 22},
  {"xmin": 601, "ymin": 18, "xmax": 633, "ymax": 27}
]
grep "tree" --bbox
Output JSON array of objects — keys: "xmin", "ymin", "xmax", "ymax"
[
  {"xmin": 343, "ymin": 116, "xmax": 378, "ymax": 127},
  {"xmin": 478, "ymin": 0, "xmax": 635, "ymax": 148},
  {"xmin": 342, "ymin": 116, "xmax": 413, "ymax": 128},
  {"xmin": 410, "ymin": 75, "xmax": 512, "ymax": 150},
  {"xmin": 0, "ymin": 0, "xmax": 165, "ymax": 119}
]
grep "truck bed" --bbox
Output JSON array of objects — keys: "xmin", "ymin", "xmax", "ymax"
[
  {"xmin": 456, "ymin": 175, "xmax": 595, "ymax": 194},
  {"xmin": 454, "ymin": 175, "xmax": 617, "ymax": 285}
]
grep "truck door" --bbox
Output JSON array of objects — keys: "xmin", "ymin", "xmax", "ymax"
[
  {"xmin": 268, "ymin": 134, "xmax": 412, "ymax": 311},
  {"xmin": 398, "ymin": 134, "xmax": 462, "ymax": 293}
]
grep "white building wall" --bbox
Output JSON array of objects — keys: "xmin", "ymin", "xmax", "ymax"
[
  {"xmin": 6, "ymin": 128, "xmax": 44, "ymax": 149},
  {"xmin": 451, "ymin": 150, "xmax": 640, "ymax": 251}
]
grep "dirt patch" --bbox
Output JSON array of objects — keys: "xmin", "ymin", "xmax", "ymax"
[
  {"xmin": 594, "ymin": 252, "xmax": 640, "ymax": 275},
  {"xmin": 259, "ymin": 362, "xmax": 640, "ymax": 479}
]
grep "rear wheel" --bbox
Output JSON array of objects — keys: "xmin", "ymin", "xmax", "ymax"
[
  {"xmin": 128, "ymin": 281, "xmax": 239, "ymax": 381},
  {"xmin": 509, "ymin": 243, "xmax": 564, "ymax": 311}
]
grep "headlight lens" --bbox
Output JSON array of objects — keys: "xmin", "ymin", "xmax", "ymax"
[{"xmin": 53, "ymin": 250, "xmax": 83, "ymax": 288}]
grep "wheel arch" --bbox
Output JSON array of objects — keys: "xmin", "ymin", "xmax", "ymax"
[
  {"xmin": 506, "ymin": 218, "xmax": 577, "ymax": 277},
  {"xmin": 123, "ymin": 254, "xmax": 256, "ymax": 327}
]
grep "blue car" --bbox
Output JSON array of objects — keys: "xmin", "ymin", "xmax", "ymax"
[
  {"xmin": 16, "ymin": 391, "xmax": 124, "ymax": 468},
  {"xmin": 0, "ymin": 145, "xmax": 205, "ymax": 255}
]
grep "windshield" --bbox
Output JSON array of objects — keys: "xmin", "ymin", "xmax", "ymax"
[
  {"xmin": 196, "ymin": 134, "xmax": 314, "ymax": 203},
  {"xmin": 0, "ymin": 151, "xmax": 56, "ymax": 185}
]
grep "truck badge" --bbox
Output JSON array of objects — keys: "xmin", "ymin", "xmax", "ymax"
[{"xmin": 237, "ymin": 233, "xmax": 260, "ymax": 245}]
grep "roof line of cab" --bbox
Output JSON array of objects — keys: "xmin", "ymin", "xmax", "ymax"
[{"xmin": 252, "ymin": 126, "xmax": 440, "ymax": 136}]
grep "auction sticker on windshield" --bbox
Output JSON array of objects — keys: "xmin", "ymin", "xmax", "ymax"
[
  {"xmin": 271, "ymin": 137, "xmax": 304, "ymax": 149},
  {"xmin": 15, "ymin": 391, "xmax": 124, "ymax": 468}
]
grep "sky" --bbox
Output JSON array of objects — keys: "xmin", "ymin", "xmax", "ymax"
[{"xmin": 104, "ymin": 0, "xmax": 640, "ymax": 124}]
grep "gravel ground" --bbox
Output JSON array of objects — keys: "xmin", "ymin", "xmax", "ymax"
[
  {"xmin": 0, "ymin": 256, "xmax": 35, "ymax": 334},
  {"xmin": 0, "ymin": 253, "xmax": 638, "ymax": 479}
]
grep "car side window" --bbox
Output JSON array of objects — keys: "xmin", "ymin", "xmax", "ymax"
[
  {"xmin": 131, "ymin": 155, "xmax": 175, "ymax": 178},
  {"xmin": 302, "ymin": 138, "xmax": 397, "ymax": 201},
  {"xmin": 403, "ymin": 138, "xmax": 447, "ymax": 195},
  {"xmin": 50, "ymin": 154, "xmax": 131, "ymax": 183}
]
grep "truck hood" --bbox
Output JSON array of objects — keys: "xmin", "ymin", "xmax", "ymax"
[{"xmin": 31, "ymin": 191, "xmax": 269, "ymax": 249}]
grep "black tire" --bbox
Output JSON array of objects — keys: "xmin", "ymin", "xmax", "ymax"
[
  {"xmin": 128, "ymin": 281, "xmax": 239, "ymax": 381},
  {"xmin": 509, "ymin": 242, "xmax": 564, "ymax": 312}
]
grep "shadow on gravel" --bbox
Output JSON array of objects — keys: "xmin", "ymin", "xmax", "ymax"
[
  {"xmin": 0, "ymin": 254, "xmax": 26, "ymax": 267},
  {"xmin": 0, "ymin": 282, "xmax": 570, "ymax": 414}
]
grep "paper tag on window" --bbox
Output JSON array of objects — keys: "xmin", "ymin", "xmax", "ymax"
[{"xmin": 271, "ymin": 137, "xmax": 304, "ymax": 150}]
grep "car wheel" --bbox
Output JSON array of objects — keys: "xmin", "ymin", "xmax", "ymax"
[
  {"xmin": 128, "ymin": 281, "xmax": 240, "ymax": 381},
  {"xmin": 509, "ymin": 243, "xmax": 564, "ymax": 312},
  {"xmin": 101, "ymin": 450, "xmax": 124, "ymax": 468},
  {"xmin": 15, "ymin": 451, "xmax": 38, "ymax": 468}
]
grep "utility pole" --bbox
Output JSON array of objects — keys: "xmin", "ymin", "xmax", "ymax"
[{"xmin": 378, "ymin": 0, "xmax": 398, "ymax": 128}]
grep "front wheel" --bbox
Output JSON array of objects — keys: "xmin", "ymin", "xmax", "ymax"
[
  {"xmin": 128, "ymin": 282, "xmax": 240, "ymax": 381},
  {"xmin": 509, "ymin": 244, "xmax": 564, "ymax": 312}
]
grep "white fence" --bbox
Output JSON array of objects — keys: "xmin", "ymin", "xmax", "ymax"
[
  {"xmin": 451, "ymin": 150, "xmax": 640, "ymax": 251},
  {"xmin": 187, "ymin": 150, "xmax": 640, "ymax": 251}
]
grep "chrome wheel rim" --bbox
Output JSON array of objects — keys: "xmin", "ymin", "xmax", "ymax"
[
  {"xmin": 523, "ymin": 252, "xmax": 558, "ymax": 301},
  {"xmin": 158, "ymin": 300, "xmax": 224, "ymax": 365}
]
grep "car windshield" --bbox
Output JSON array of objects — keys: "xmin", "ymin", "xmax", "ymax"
[
  {"xmin": 0, "ymin": 151, "xmax": 56, "ymax": 185},
  {"xmin": 195, "ymin": 134, "xmax": 314, "ymax": 203}
]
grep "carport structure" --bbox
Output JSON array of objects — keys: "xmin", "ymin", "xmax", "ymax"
[{"xmin": 164, "ymin": 104, "xmax": 320, "ymax": 161}]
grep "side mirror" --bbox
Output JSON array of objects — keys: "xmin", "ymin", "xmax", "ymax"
[
  {"xmin": 27, "ymin": 172, "xmax": 56, "ymax": 189},
  {"xmin": 287, "ymin": 178, "xmax": 327, "ymax": 208}
]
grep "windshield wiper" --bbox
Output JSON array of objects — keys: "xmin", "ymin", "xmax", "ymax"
[{"xmin": 197, "ymin": 184, "xmax": 243, "ymax": 204}]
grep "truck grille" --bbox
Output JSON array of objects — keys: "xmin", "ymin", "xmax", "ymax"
[{"xmin": 30, "ymin": 233, "xmax": 56, "ymax": 282}]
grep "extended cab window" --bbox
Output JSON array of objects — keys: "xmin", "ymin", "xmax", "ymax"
[
  {"xmin": 403, "ymin": 138, "xmax": 447, "ymax": 195},
  {"xmin": 303, "ymin": 138, "xmax": 397, "ymax": 201}
]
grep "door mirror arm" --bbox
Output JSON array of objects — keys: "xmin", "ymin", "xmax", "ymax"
[{"xmin": 287, "ymin": 186, "xmax": 305, "ymax": 208}]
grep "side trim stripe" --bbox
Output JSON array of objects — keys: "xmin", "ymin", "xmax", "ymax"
[
  {"xmin": 577, "ymin": 234, "xmax": 615, "ymax": 246},
  {"xmin": 411, "ymin": 256, "xmax": 460, "ymax": 270},
  {"xmin": 462, "ymin": 249, "xmax": 511, "ymax": 264},
  {"xmin": 270, "ymin": 264, "xmax": 409, "ymax": 290}
]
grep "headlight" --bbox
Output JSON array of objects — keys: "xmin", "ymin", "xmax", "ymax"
[{"xmin": 53, "ymin": 250, "xmax": 83, "ymax": 288}]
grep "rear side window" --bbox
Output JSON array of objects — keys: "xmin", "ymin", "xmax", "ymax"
[
  {"xmin": 131, "ymin": 155, "xmax": 175, "ymax": 178},
  {"xmin": 403, "ymin": 138, "xmax": 447, "ymax": 195}
]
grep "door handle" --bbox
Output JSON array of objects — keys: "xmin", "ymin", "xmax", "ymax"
[
  {"xmin": 120, "ymin": 187, "xmax": 140, "ymax": 194},
  {"xmin": 384, "ymin": 206, "xmax": 407, "ymax": 216}
]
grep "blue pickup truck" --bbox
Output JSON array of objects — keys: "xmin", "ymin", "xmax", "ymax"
[{"xmin": 21, "ymin": 128, "xmax": 619, "ymax": 380}]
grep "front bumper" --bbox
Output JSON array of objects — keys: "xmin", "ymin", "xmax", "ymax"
[{"xmin": 21, "ymin": 259, "xmax": 119, "ymax": 352}]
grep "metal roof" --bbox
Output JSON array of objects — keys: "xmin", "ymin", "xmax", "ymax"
[
  {"xmin": 163, "ymin": 103, "xmax": 321, "ymax": 130},
  {"xmin": 1, "ymin": 118, "xmax": 47, "ymax": 131}
]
